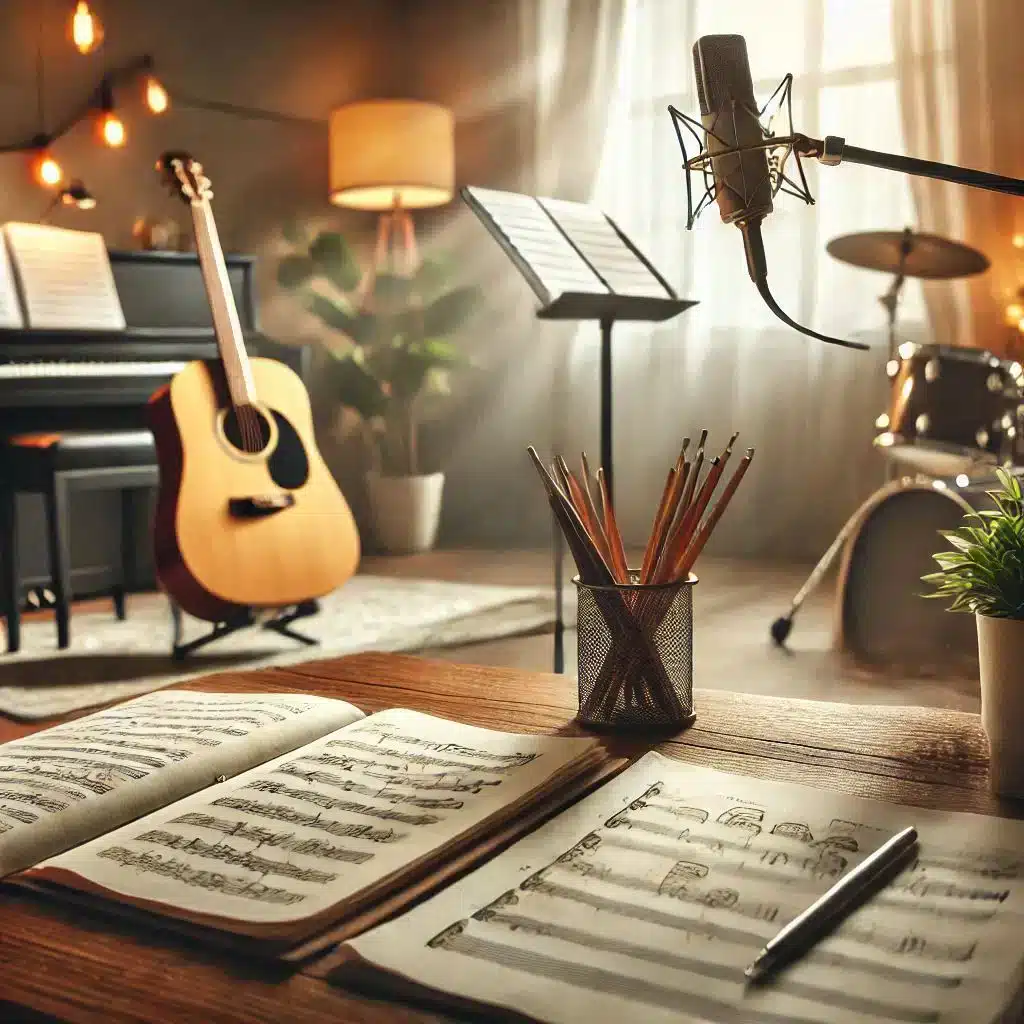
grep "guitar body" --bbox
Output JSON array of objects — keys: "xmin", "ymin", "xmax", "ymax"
[{"xmin": 150, "ymin": 356, "xmax": 360, "ymax": 621}]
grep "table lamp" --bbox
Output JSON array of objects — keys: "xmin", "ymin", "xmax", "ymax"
[{"xmin": 328, "ymin": 99, "xmax": 455, "ymax": 275}]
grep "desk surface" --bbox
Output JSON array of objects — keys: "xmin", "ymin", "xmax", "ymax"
[{"xmin": 0, "ymin": 652, "xmax": 1017, "ymax": 1023}]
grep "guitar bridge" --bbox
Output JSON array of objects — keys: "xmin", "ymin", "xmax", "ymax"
[{"xmin": 228, "ymin": 493, "xmax": 296, "ymax": 518}]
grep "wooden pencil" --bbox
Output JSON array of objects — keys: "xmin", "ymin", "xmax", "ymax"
[{"xmin": 676, "ymin": 448, "xmax": 754, "ymax": 578}]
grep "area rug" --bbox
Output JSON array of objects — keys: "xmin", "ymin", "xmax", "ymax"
[{"xmin": 0, "ymin": 575, "xmax": 558, "ymax": 721}]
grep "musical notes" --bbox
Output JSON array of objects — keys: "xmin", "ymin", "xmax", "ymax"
[
  {"xmin": 0, "ymin": 690, "xmax": 363, "ymax": 877},
  {"xmin": 35, "ymin": 710, "xmax": 598, "ymax": 927},
  {"xmin": 345, "ymin": 752, "xmax": 1024, "ymax": 1024}
]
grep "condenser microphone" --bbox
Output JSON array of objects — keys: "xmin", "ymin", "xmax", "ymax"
[{"xmin": 691, "ymin": 35, "xmax": 868, "ymax": 350}]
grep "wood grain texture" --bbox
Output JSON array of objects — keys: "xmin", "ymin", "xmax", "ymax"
[
  {"xmin": 150, "ymin": 357, "xmax": 360, "ymax": 620},
  {"xmin": 0, "ymin": 651, "xmax": 1019, "ymax": 1024}
]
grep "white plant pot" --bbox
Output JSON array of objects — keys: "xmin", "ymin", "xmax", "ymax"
[
  {"xmin": 366, "ymin": 471, "xmax": 445, "ymax": 554},
  {"xmin": 977, "ymin": 613, "xmax": 1024, "ymax": 797}
]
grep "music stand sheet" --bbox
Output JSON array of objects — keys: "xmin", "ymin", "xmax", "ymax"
[
  {"xmin": 3, "ymin": 222, "xmax": 126, "ymax": 331},
  {"xmin": 537, "ymin": 197, "xmax": 670, "ymax": 299},
  {"xmin": 463, "ymin": 186, "xmax": 610, "ymax": 303},
  {"xmin": 347, "ymin": 752, "xmax": 1024, "ymax": 1024}
]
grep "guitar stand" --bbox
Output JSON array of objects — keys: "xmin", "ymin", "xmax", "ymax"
[{"xmin": 169, "ymin": 599, "xmax": 321, "ymax": 661}]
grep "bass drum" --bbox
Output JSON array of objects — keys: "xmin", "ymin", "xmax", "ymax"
[{"xmin": 835, "ymin": 475, "xmax": 997, "ymax": 673}]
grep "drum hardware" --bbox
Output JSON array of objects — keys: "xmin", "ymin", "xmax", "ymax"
[{"xmin": 772, "ymin": 229, "xmax": 997, "ymax": 649}]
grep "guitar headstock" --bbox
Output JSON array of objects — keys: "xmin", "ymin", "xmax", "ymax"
[{"xmin": 156, "ymin": 151, "xmax": 212, "ymax": 205}]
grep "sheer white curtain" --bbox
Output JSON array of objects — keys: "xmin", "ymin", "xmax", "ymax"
[{"xmin": 559, "ymin": 0, "xmax": 953, "ymax": 559}]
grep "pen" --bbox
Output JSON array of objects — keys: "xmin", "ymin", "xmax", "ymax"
[{"xmin": 744, "ymin": 824, "xmax": 919, "ymax": 985}]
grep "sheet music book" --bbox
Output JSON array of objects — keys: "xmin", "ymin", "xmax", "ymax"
[
  {"xmin": 3, "ymin": 222, "xmax": 126, "ymax": 331},
  {"xmin": 462, "ymin": 186, "xmax": 694, "ymax": 322},
  {"xmin": 340, "ymin": 752, "xmax": 1024, "ymax": 1024}
]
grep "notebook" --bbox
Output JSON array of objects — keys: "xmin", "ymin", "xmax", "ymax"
[
  {"xmin": 0, "ymin": 689, "xmax": 609, "ymax": 958},
  {"xmin": 336, "ymin": 751, "xmax": 1024, "ymax": 1024}
]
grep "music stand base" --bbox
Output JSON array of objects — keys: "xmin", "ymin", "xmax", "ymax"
[{"xmin": 169, "ymin": 599, "xmax": 321, "ymax": 661}]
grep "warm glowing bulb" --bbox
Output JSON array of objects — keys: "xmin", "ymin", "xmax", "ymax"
[
  {"xmin": 145, "ymin": 76, "xmax": 169, "ymax": 114},
  {"xmin": 1014, "ymin": 233, "xmax": 1024, "ymax": 249},
  {"xmin": 1007, "ymin": 303, "xmax": 1024, "ymax": 326},
  {"xmin": 70, "ymin": 1, "xmax": 103, "ymax": 54},
  {"xmin": 32, "ymin": 152, "xmax": 63, "ymax": 188},
  {"xmin": 100, "ymin": 111, "xmax": 126, "ymax": 147}
]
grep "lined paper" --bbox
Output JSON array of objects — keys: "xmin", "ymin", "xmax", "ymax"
[
  {"xmin": 3, "ymin": 222, "xmax": 126, "ymax": 331},
  {"xmin": 537, "ymin": 198, "xmax": 669, "ymax": 299}
]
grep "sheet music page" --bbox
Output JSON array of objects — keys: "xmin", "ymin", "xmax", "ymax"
[
  {"xmin": 0, "ymin": 235, "xmax": 24, "ymax": 328},
  {"xmin": 464, "ymin": 186, "xmax": 609, "ymax": 302},
  {"xmin": 1, "ymin": 690, "xmax": 363, "ymax": 877},
  {"xmin": 39, "ymin": 710, "xmax": 598, "ymax": 925},
  {"xmin": 346, "ymin": 752, "xmax": 1024, "ymax": 1024},
  {"xmin": 537, "ymin": 197, "xmax": 671, "ymax": 299},
  {"xmin": 3, "ymin": 222, "xmax": 126, "ymax": 330}
]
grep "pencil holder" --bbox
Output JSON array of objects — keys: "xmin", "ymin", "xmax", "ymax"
[{"xmin": 574, "ymin": 571, "xmax": 697, "ymax": 731}]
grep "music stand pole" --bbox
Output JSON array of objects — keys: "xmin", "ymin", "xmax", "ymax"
[{"xmin": 600, "ymin": 316, "xmax": 614, "ymax": 502}]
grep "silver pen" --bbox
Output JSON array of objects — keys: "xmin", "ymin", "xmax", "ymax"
[{"xmin": 744, "ymin": 824, "xmax": 919, "ymax": 985}]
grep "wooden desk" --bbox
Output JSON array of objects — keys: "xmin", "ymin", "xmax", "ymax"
[{"xmin": 0, "ymin": 652, "xmax": 1018, "ymax": 1023}]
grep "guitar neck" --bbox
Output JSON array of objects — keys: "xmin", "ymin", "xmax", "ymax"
[{"xmin": 190, "ymin": 198, "xmax": 257, "ymax": 407}]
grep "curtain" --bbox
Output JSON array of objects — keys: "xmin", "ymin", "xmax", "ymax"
[
  {"xmin": 559, "ymin": 0, "xmax": 948, "ymax": 560},
  {"xmin": 894, "ymin": 0, "xmax": 1024, "ymax": 356}
]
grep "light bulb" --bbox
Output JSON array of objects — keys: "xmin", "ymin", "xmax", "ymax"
[
  {"xmin": 70, "ymin": 1, "xmax": 103, "ymax": 55},
  {"xmin": 1006, "ymin": 303, "xmax": 1024, "ymax": 326},
  {"xmin": 32, "ymin": 151, "xmax": 63, "ymax": 188},
  {"xmin": 1014, "ymin": 233, "xmax": 1024, "ymax": 249},
  {"xmin": 99, "ymin": 111, "xmax": 126, "ymax": 147},
  {"xmin": 144, "ymin": 76, "xmax": 169, "ymax": 114}
]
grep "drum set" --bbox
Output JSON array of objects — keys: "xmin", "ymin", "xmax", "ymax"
[{"xmin": 772, "ymin": 228, "xmax": 1022, "ymax": 669}]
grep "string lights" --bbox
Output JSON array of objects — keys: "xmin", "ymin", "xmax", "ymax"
[
  {"xmin": 68, "ymin": 1, "xmax": 103, "ymax": 55},
  {"xmin": 6, "ymin": 4, "xmax": 320, "ymax": 211}
]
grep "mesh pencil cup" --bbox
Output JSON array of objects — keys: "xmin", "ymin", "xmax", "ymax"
[{"xmin": 574, "ymin": 571, "xmax": 697, "ymax": 731}]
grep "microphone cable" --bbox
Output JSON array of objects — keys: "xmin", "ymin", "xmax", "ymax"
[{"xmin": 739, "ymin": 220, "xmax": 870, "ymax": 351}]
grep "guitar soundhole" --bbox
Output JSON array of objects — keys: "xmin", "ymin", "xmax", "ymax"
[{"xmin": 222, "ymin": 404, "xmax": 273, "ymax": 455}]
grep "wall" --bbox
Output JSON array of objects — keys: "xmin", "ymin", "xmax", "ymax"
[{"xmin": 0, "ymin": 0, "xmax": 400, "ymax": 586}]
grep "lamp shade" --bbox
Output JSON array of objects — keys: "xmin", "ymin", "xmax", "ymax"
[{"xmin": 328, "ymin": 100, "xmax": 455, "ymax": 210}]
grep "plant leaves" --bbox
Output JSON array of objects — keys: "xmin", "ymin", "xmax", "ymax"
[
  {"xmin": 328, "ymin": 354, "xmax": 389, "ymax": 421},
  {"xmin": 276, "ymin": 255, "xmax": 315, "ymax": 290},
  {"xmin": 422, "ymin": 286, "xmax": 480, "ymax": 337},
  {"xmin": 309, "ymin": 231, "xmax": 361, "ymax": 291}
]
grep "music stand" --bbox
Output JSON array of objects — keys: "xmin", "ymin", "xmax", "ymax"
[{"xmin": 462, "ymin": 186, "xmax": 697, "ymax": 671}]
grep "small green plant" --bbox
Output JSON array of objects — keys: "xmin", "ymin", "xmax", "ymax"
[
  {"xmin": 922, "ymin": 467, "xmax": 1024, "ymax": 619},
  {"xmin": 277, "ymin": 228, "xmax": 480, "ymax": 476}
]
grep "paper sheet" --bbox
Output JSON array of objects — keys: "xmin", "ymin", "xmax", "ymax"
[
  {"xmin": 1, "ymin": 690, "xmax": 362, "ymax": 876},
  {"xmin": 39, "ymin": 710, "xmax": 598, "ymax": 926},
  {"xmin": 0, "ymin": 236, "xmax": 24, "ymax": 328},
  {"xmin": 3, "ymin": 222, "xmax": 126, "ymax": 330},
  {"xmin": 346, "ymin": 752, "xmax": 1024, "ymax": 1024}
]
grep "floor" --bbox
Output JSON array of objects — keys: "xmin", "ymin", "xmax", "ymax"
[{"xmin": 29, "ymin": 549, "xmax": 982, "ymax": 714}]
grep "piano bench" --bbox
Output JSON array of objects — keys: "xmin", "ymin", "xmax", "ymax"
[{"xmin": 0, "ymin": 430, "xmax": 159, "ymax": 654}]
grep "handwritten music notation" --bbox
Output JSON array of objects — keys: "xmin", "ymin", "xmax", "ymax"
[
  {"xmin": 38, "ymin": 711, "xmax": 594, "ymax": 924},
  {"xmin": 347, "ymin": 752, "xmax": 1024, "ymax": 1024}
]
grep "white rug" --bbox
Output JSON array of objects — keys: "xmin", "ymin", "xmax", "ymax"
[{"xmin": 0, "ymin": 575, "xmax": 557, "ymax": 721}]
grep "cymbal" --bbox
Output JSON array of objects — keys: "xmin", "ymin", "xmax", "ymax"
[{"xmin": 826, "ymin": 231, "xmax": 990, "ymax": 280}]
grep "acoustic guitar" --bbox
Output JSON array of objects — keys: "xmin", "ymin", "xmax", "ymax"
[{"xmin": 148, "ymin": 151, "xmax": 360, "ymax": 622}]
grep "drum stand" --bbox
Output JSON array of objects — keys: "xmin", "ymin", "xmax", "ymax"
[{"xmin": 771, "ymin": 237, "xmax": 912, "ymax": 647}]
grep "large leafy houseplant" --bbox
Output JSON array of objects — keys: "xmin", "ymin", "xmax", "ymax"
[
  {"xmin": 921, "ymin": 467, "xmax": 1024, "ymax": 619},
  {"xmin": 277, "ymin": 229, "xmax": 479, "ymax": 476}
]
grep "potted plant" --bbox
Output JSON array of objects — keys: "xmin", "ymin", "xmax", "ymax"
[
  {"xmin": 277, "ymin": 229, "xmax": 479, "ymax": 553},
  {"xmin": 922, "ymin": 467, "xmax": 1024, "ymax": 797}
]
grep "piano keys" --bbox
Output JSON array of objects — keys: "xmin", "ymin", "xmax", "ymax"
[{"xmin": 0, "ymin": 249, "xmax": 307, "ymax": 433}]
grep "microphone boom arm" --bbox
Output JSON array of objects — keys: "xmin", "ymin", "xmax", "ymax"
[{"xmin": 799, "ymin": 134, "xmax": 1024, "ymax": 198}]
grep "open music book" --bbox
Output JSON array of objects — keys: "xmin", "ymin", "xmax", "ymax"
[
  {"xmin": 336, "ymin": 752, "xmax": 1024, "ymax": 1024},
  {"xmin": 0, "ymin": 689, "xmax": 604, "ymax": 955}
]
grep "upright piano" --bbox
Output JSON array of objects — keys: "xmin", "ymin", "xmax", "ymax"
[{"xmin": 0, "ymin": 249, "xmax": 308, "ymax": 593}]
